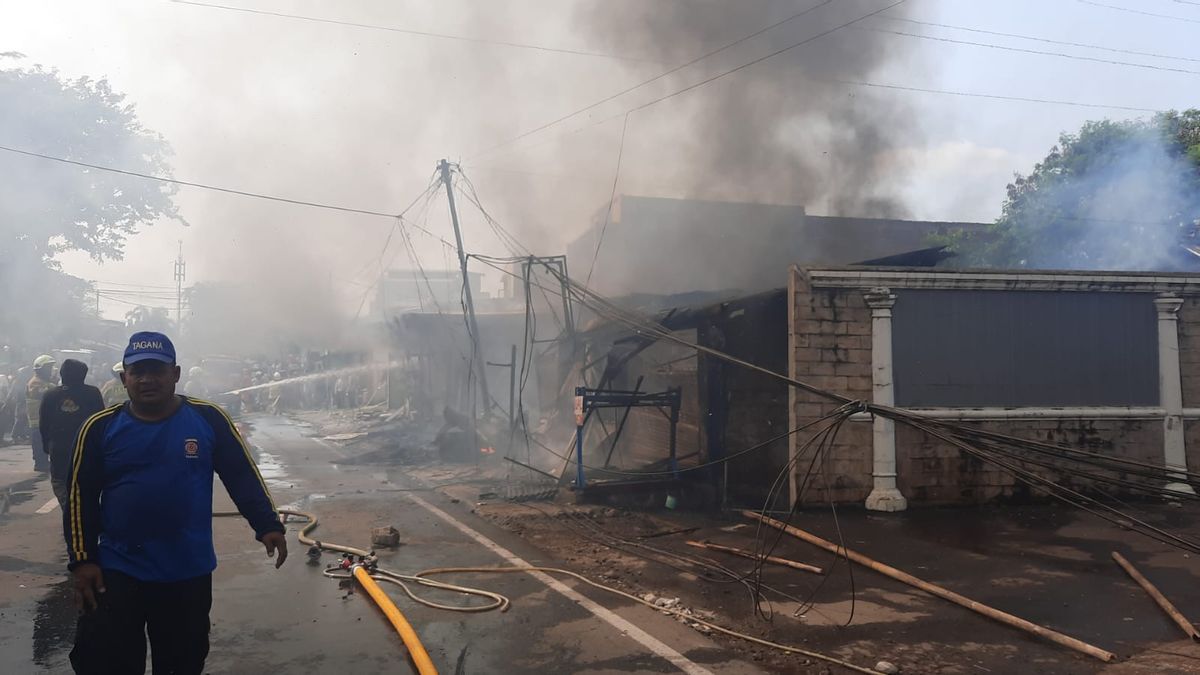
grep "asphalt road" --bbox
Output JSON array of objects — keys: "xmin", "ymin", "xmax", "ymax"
[{"xmin": 0, "ymin": 414, "xmax": 761, "ymax": 674}]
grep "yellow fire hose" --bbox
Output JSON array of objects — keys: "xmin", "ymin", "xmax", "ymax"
[
  {"xmin": 213, "ymin": 508, "xmax": 876, "ymax": 674},
  {"xmin": 352, "ymin": 564, "xmax": 438, "ymax": 675},
  {"xmin": 222, "ymin": 509, "xmax": 447, "ymax": 674}
]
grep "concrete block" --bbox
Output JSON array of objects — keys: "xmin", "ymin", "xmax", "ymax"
[
  {"xmin": 803, "ymin": 362, "xmax": 835, "ymax": 376},
  {"xmin": 844, "ymin": 375, "xmax": 873, "ymax": 393}
]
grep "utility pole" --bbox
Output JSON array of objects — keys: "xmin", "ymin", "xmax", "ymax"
[
  {"xmin": 174, "ymin": 241, "xmax": 186, "ymax": 334},
  {"xmin": 438, "ymin": 158, "xmax": 490, "ymax": 411}
]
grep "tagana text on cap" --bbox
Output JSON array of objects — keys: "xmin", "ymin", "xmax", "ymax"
[{"xmin": 124, "ymin": 331, "xmax": 177, "ymax": 366}]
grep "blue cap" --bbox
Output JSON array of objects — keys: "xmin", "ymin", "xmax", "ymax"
[{"xmin": 123, "ymin": 331, "xmax": 177, "ymax": 366}]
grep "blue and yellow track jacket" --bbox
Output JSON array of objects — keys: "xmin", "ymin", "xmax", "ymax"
[{"xmin": 64, "ymin": 397, "xmax": 284, "ymax": 582}]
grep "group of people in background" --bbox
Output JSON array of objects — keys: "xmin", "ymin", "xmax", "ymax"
[
  {"xmin": 0, "ymin": 352, "xmax": 381, "ymax": 475},
  {"xmin": 0, "ymin": 360, "xmax": 126, "ymax": 450},
  {"xmin": 0, "ymin": 355, "xmax": 122, "ymax": 509}
]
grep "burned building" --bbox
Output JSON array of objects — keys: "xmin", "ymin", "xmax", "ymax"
[
  {"xmin": 567, "ymin": 195, "xmax": 983, "ymax": 296},
  {"xmin": 555, "ymin": 265, "xmax": 1200, "ymax": 510}
]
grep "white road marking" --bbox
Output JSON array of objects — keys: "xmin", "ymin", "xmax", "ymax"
[
  {"xmin": 406, "ymin": 493, "xmax": 714, "ymax": 675},
  {"xmin": 35, "ymin": 498, "xmax": 59, "ymax": 514}
]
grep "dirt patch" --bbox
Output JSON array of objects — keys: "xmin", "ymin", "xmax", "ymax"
[{"xmin": 469, "ymin": 500, "xmax": 1200, "ymax": 674}]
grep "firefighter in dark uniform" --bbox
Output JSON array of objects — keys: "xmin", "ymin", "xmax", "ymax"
[{"xmin": 39, "ymin": 359, "xmax": 104, "ymax": 510}]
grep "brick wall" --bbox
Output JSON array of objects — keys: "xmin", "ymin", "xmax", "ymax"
[
  {"xmin": 790, "ymin": 268, "xmax": 874, "ymax": 504},
  {"xmin": 896, "ymin": 419, "xmax": 1161, "ymax": 504},
  {"xmin": 789, "ymin": 266, "xmax": 1181, "ymax": 507}
]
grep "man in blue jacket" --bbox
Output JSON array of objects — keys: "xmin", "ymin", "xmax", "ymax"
[{"xmin": 65, "ymin": 332, "xmax": 288, "ymax": 674}]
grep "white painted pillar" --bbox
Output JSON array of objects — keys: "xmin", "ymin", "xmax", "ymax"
[
  {"xmin": 1155, "ymin": 294, "xmax": 1195, "ymax": 495},
  {"xmin": 864, "ymin": 288, "xmax": 907, "ymax": 511}
]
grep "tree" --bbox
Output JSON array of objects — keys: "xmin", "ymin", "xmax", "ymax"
[
  {"xmin": 940, "ymin": 110, "xmax": 1200, "ymax": 270},
  {"xmin": 0, "ymin": 56, "xmax": 182, "ymax": 350},
  {"xmin": 124, "ymin": 305, "xmax": 173, "ymax": 333}
]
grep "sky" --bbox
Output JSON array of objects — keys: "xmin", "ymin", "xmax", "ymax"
[{"xmin": 2, "ymin": 0, "xmax": 1198, "ymax": 320}]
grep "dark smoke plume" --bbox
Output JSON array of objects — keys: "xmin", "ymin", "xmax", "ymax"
[{"xmin": 573, "ymin": 0, "xmax": 921, "ymax": 217}]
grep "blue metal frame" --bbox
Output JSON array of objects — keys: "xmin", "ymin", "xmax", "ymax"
[{"xmin": 573, "ymin": 386, "xmax": 682, "ymax": 489}]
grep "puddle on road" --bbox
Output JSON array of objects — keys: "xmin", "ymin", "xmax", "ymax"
[
  {"xmin": 251, "ymin": 448, "xmax": 292, "ymax": 491},
  {"xmin": 23, "ymin": 578, "xmax": 74, "ymax": 667},
  {"xmin": 0, "ymin": 478, "xmax": 42, "ymax": 516}
]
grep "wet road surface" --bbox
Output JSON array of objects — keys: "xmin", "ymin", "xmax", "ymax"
[{"xmin": 0, "ymin": 415, "xmax": 760, "ymax": 674}]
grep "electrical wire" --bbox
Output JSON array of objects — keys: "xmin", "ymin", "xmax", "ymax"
[
  {"xmin": 860, "ymin": 24, "xmax": 1200, "ymax": 76},
  {"xmin": 167, "ymin": 0, "xmax": 668, "ymax": 64},
  {"xmin": 877, "ymin": 15, "xmax": 1200, "ymax": 65},
  {"xmin": 272, "ymin": 506, "xmax": 874, "ymax": 671},
  {"xmin": 416, "ymin": 565, "xmax": 876, "ymax": 674},
  {"xmin": 579, "ymin": 0, "xmax": 913, "ymax": 127},
  {"xmin": 1077, "ymin": 0, "xmax": 1200, "ymax": 24},
  {"xmin": 456, "ymin": 179, "xmax": 1200, "ymax": 561},
  {"xmin": 516, "ymin": 501, "xmax": 812, "ymax": 621},
  {"xmin": 509, "ymin": 256, "xmax": 1200, "ymax": 553},
  {"xmin": 0, "ymin": 143, "xmax": 404, "ymax": 219},
  {"xmin": 585, "ymin": 112, "xmax": 629, "ymax": 290}
]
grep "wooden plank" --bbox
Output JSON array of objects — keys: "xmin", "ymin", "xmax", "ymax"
[
  {"xmin": 743, "ymin": 510, "xmax": 1116, "ymax": 663},
  {"xmin": 1112, "ymin": 551, "xmax": 1200, "ymax": 641},
  {"xmin": 685, "ymin": 540, "xmax": 822, "ymax": 575}
]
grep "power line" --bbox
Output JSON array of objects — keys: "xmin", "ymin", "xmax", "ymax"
[
  {"xmin": 861, "ymin": 25, "xmax": 1200, "ymax": 76},
  {"xmin": 167, "ymin": 0, "xmax": 667, "ymax": 64},
  {"xmin": 95, "ymin": 289, "xmax": 180, "ymax": 299},
  {"xmin": 1077, "ymin": 0, "xmax": 1200, "ymax": 24},
  {"xmin": 586, "ymin": 113, "xmax": 630, "ymax": 289},
  {"xmin": 822, "ymin": 77, "xmax": 1160, "ymax": 113},
  {"xmin": 481, "ymin": 71, "xmax": 1159, "ymax": 164},
  {"xmin": 877, "ymin": 15, "xmax": 1200, "ymax": 65},
  {"xmin": 475, "ymin": 0, "xmax": 909, "ymax": 163},
  {"xmin": 606, "ymin": 0, "xmax": 911, "ymax": 118},
  {"xmin": 0, "ymin": 143, "xmax": 403, "ymax": 219},
  {"xmin": 90, "ymin": 280, "xmax": 178, "ymax": 290},
  {"xmin": 468, "ymin": 0, "xmax": 838, "ymax": 160}
]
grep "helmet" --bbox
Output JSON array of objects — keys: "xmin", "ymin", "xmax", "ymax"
[
  {"xmin": 272, "ymin": 372, "xmax": 282, "ymax": 380},
  {"xmin": 188, "ymin": 366, "xmax": 203, "ymax": 378},
  {"xmin": 33, "ymin": 354, "xmax": 55, "ymax": 369},
  {"xmin": 112, "ymin": 362, "xmax": 124, "ymax": 374}
]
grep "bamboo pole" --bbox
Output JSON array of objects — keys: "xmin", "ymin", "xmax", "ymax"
[
  {"xmin": 742, "ymin": 511, "xmax": 1117, "ymax": 662},
  {"xmin": 1111, "ymin": 551, "xmax": 1200, "ymax": 641},
  {"xmin": 685, "ymin": 540, "xmax": 824, "ymax": 575}
]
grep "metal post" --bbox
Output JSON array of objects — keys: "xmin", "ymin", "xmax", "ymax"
[
  {"xmin": 439, "ymin": 159, "xmax": 490, "ymax": 410},
  {"xmin": 173, "ymin": 241, "xmax": 186, "ymax": 334},
  {"xmin": 574, "ymin": 387, "xmax": 587, "ymax": 489},
  {"xmin": 668, "ymin": 388, "xmax": 680, "ymax": 478},
  {"xmin": 509, "ymin": 344, "xmax": 517, "ymax": 431}
]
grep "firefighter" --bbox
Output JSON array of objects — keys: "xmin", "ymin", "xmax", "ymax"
[
  {"xmin": 26, "ymin": 355, "xmax": 56, "ymax": 472},
  {"xmin": 268, "ymin": 372, "xmax": 283, "ymax": 414},
  {"xmin": 101, "ymin": 363, "xmax": 129, "ymax": 407},
  {"xmin": 39, "ymin": 359, "xmax": 103, "ymax": 510}
]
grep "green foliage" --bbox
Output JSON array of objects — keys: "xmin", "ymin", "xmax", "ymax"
[
  {"xmin": 0, "ymin": 60, "xmax": 181, "ymax": 349},
  {"xmin": 124, "ymin": 305, "xmax": 174, "ymax": 333},
  {"xmin": 938, "ymin": 109, "xmax": 1200, "ymax": 270}
]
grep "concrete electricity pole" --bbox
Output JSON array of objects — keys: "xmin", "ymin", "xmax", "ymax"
[
  {"xmin": 174, "ymin": 241, "xmax": 186, "ymax": 334},
  {"xmin": 438, "ymin": 159, "xmax": 490, "ymax": 410}
]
